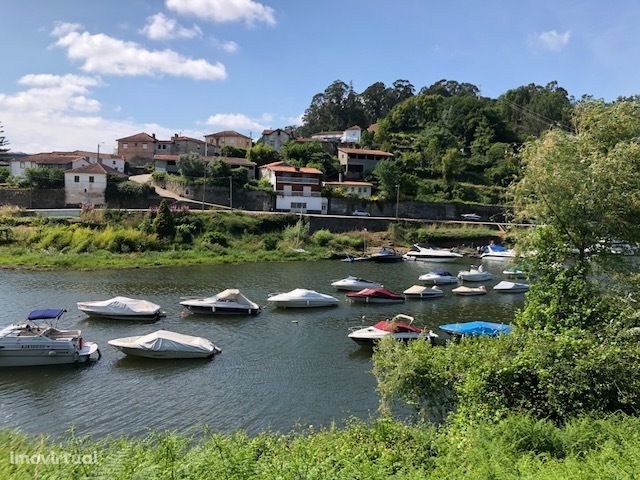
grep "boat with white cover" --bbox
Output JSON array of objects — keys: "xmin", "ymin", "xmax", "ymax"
[
  {"xmin": 267, "ymin": 289, "xmax": 339, "ymax": 308},
  {"xmin": 348, "ymin": 314, "xmax": 439, "ymax": 345},
  {"xmin": 457, "ymin": 265, "xmax": 493, "ymax": 282},
  {"xmin": 403, "ymin": 244, "xmax": 464, "ymax": 262},
  {"xmin": 180, "ymin": 289, "xmax": 260, "ymax": 315},
  {"xmin": 403, "ymin": 285, "xmax": 444, "ymax": 299},
  {"xmin": 481, "ymin": 245, "xmax": 515, "ymax": 259},
  {"xmin": 331, "ymin": 276, "xmax": 383, "ymax": 291},
  {"xmin": 493, "ymin": 281, "xmax": 529, "ymax": 293},
  {"xmin": 0, "ymin": 309, "xmax": 100, "ymax": 367},
  {"xmin": 77, "ymin": 296, "xmax": 163, "ymax": 320},
  {"xmin": 452, "ymin": 285, "xmax": 487, "ymax": 296},
  {"xmin": 418, "ymin": 269, "xmax": 459, "ymax": 285},
  {"xmin": 108, "ymin": 330, "xmax": 221, "ymax": 359}
]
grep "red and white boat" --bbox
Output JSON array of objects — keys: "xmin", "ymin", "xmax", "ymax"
[
  {"xmin": 348, "ymin": 314, "xmax": 438, "ymax": 345},
  {"xmin": 346, "ymin": 287, "xmax": 404, "ymax": 304}
]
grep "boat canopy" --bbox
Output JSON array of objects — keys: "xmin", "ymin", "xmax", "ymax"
[
  {"xmin": 439, "ymin": 321, "xmax": 512, "ymax": 337},
  {"xmin": 432, "ymin": 269, "xmax": 453, "ymax": 276},
  {"xmin": 373, "ymin": 321, "xmax": 423, "ymax": 334},
  {"xmin": 27, "ymin": 309, "xmax": 66, "ymax": 320},
  {"xmin": 486, "ymin": 245, "xmax": 507, "ymax": 252},
  {"xmin": 216, "ymin": 289, "xmax": 254, "ymax": 305}
]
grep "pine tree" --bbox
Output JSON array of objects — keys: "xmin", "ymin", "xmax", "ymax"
[
  {"xmin": 152, "ymin": 200, "xmax": 176, "ymax": 239},
  {"xmin": 0, "ymin": 122, "xmax": 9, "ymax": 155}
]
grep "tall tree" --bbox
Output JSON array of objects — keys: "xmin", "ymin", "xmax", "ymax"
[{"xmin": 0, "ymin": 122, "xmax": 9, "ymax": 155}]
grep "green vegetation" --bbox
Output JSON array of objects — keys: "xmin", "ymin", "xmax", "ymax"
[
  {"xmin": 4, "ymin": 414, "xmax": 640, "ymax": 479},
  {"xmin": 23, "ymin": 166, "xmax": 64, "ymax": 189}
]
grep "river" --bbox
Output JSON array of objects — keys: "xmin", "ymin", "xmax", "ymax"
[{"xmin": 0, "ymin": 258, "xmax": 523, "ymax": 438}]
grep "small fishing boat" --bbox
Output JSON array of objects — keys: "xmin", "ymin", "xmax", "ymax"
[
  {"xmin": 452, "ymin": 285, "xmax": 487, "ymax": 296},
  {"xmin": 331, "ymin": 276, "xmax": 383, "ymax": 291},
  {"xmin": 0, "ymin": 309, "xmax": 100, "ymax": 367},
  {"xmin": 267, "ymin": 289, "xmax": 339, "ymax": 308},
  {"xmin": 348, "ymin": 314, "xmax": 438, "ymax": 345},
  {"xmin": 418, "ymin": 269, "xmax": 459, "ymax": 285},
  {"xmin": 481, "ymin": 245, "xmax": 515, "ymax": 259},
  {"xmin": 403, "ymin": 244, "xmax": 464, "ymax": 262},
  {"xmin": 369, "ymin": 247, "xmax": 404, "ymax": 263},
  {"xmin": 180, "ymin": 289, "xmax": 260, "ymax": 315},
  {"xmin": 108, "ymin": 330, "xmax": 221, "ymax": 359},
  {"xmin": 493, "ymin": 281, "xmax": 529, "ymax": 293},
  {"xmin": 77, "ymin": 296, "xmax": 163, "ymax": 321},
  {"xmin": 346, "ymin": 288, "xmax": 405, "ymax": 304},
  {"xmin": 439, "ymin": 321, "xmax": 512, "ymax": 337},
  {"xmin": 403, "ymin": 285, "xmax": 444, "ymax": 299},
  {"xmin": 457, "ymin": 265, "xmax": 493, "ymax": 282}
]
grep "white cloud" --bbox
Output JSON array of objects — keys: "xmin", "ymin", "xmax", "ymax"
[
  {"xmin": 52, "ymin": 22, "xmax": 226, "ymax": 81},
  {"xmin": 284, "ymin": 113, "xmax": 304, "ymax": 126},
  {"xmin": 204, "ymin": 113, "xmax": 271, "ymax": 132},
  {"xmin": 0, "ymin": 73, "xmax": 195, "ymax": 153},
  {"xmin": 536, "ymin": 30, "xmax": 571, "ymax": 51},
  {"xmin": 141, "ymin": 12, "xmax": 202, "ymax": 40},
  {"xmin": 218, "ymin": 39, "xmax": 239, "ymax": 53},
  {"xmin": 166, "ymin": 0, "xmax": 276, "ymax": 26}
]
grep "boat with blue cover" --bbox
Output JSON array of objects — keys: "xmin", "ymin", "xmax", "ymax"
[{"xmin": 439, "ymin": 321, "xmax": 512, "ymax": 337}]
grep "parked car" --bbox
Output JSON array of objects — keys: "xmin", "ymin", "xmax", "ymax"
[
  {"xmin": 460, "ymin": 213, "xmax": 482, "ymax": 221},
  {"xmin": 352, "ymin": 209, "xmax": 371, "ymax": 217}
]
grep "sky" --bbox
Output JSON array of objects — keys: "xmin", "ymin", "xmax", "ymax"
[{"xmin": 1, "ymin": 0, "xmax": 639, "ymax": 153}]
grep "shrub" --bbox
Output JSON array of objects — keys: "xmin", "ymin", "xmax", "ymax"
[
  {"xmin": 312, "ymin": 229, "xmax": 333, "ymax": 246},
  {"xmin": 24, "ymin": 167, "xmax": 64, "ymax": 189},
  {"xmin": 262, "ymin": 234, "xmax": 278, "ymax": 251},
  {"xmin": 202, "ymin": 231, "xmax": 229, "ymax": 247},
  {"xmin": 175, "ymin": 224, "xmax": 194, "ymax": 245},
  {"xmin": 0, "ymin": 166, "xmax": 9, "ymax": 183}
]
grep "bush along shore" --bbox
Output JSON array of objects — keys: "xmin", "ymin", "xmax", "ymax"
[
  {"xmin": 0, "ymin": 203, "xmax": 503, "ymax": 270},
  {"xmin": 3, "ymin": 414, "xmax": 640, "ymax": 479}
]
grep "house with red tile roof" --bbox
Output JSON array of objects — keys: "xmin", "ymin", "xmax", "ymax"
[
  {"xmin": 64, "ymin": 162, "xmax": 121, "ymax": 206},
  {"xmin": 337, "ymin": 147, "xmax": 393, "ymax": 180},
  {"xmin": 259, "ymin": 161, "xmax": 327, "ymax": 213},
  {"xmin": 259, "ymin": 128, "xmax": 291, "ymax": 152},
  {"xmin": 204, "ymin": 130, "xmax": 253, "ymax": 150}
]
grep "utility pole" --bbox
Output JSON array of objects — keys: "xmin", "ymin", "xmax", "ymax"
[
  {"xmin": 229, "ymin": 175, "xmax": 233, "ymax": 209},
  {"xmin": 201, "ymin": 160, "xmax": 207, "ymax": 211},
  {"xmin": 395, "ymin": 183, "xmax": 400, "ymax": 220}
]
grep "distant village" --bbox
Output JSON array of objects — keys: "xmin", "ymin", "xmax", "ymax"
[{"xmin": 3, "ymin": 125, "xmax": 393, "ymax": 214}]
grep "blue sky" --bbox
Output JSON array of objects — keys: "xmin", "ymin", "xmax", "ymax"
[{"xmin": 1, "ymin": 0, "xmax": 639, "ymax": 152}]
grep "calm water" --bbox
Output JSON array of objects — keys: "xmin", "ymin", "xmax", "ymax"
[{"xmin": 0, "ymin": 258, "xmax": 523, "ymax": 438}]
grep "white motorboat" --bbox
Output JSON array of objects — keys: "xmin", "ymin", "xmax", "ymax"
[
  {"xmin": 0, "ymin": 309, "xmax": 100, "ymax": 367},
  {"xmin": 493, "ymin": 281, "xmax": 529, "ymax": 293},
  {"xmin": 403, "ymin": 285, "xmax": 444, "ymax": 299},
  {"xmin": 267, "ymin": 289, "xmax": 339, "ymax": 308},
  {"xmin": 108, "ymin": 330, "xmax": 221, "ymax": 359},
  {"xmin": 502, "ymin": 267, "xmax": 527, "ymax": 278},
  {"xmin": 348, "ymin": 314, "xmax": 439, "ymax": 345},
  {"xmin": 77, "ymin": 296, "xmax": 164, "ymax": 320},
  {"xmin": 452, "ymin": 285, "xmax": 487, "ymax": 296},
  {"xmin": 403, "ymin": 244, "xmax": 464, "ymax": 262},
  {"xmin": 180, "ymin": 289, "xmax": 260, "ymax": 315},
  {"xmin": 331, "ymin": 276, "xmax": 383, "ymax": 291},
  {"xmin": 457, "ymin": 265, "xmax": 493, "ymax": 282},
  {"xmin": 481, "ymin": 245, "xmax": 515, "ymax": 259},
  {"xmin": 418, "ymin": 269, "xmax": 459, "ymax": 285}
]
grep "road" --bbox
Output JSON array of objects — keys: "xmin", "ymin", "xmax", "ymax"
[{"xmin": 129, "ymin": 174, "xmax": 231, "ymax": 210}]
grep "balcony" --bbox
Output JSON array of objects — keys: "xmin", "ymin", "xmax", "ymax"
[
  {"xmin": 276, "ymin": 190, "xmax": 321, "ymax": 197},
  {"xmin": 276, "ymin": 175, "xmax": 319, "ymax": 185}
]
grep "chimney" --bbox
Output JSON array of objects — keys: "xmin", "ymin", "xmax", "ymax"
[
  {"xmin": 152, "ymin": 133, "xmax": 156, "ymax": 139},
  {"xmin": 174, "ymin": 133, "xmax": 178, "ymax": 139}
]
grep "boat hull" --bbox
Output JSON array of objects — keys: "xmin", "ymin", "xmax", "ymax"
[
  {"xmin": 78, "ymin": 310, "xmax": 161, "ymax": 321},
  {"xmin": 405, "ymin": 293, "xmax": 444, "ymax": 299},
  {"xmin": 404, "ymin": 255, "xmax": 460, "ymax": 263},
  {"xmin": 112, "ymin": 346, "xmax": 218, "ymax": 359},
  {"xmin": 183, "ymin": 305, "xmax": 259, "ymax": 315},
  {"xmin": 269, "ymin": 300, "xmax": 338, "ymax": 308},
  {"xmin": 0, "ymin": 342, "xmax": 98, "ymax": 367},
  {"xmin": 347, "ymin": 297, "xmax": 404, "ymax": 304},
  {"xmin": 457, "ymin": 274, "xmax": 492, "ymax": 282},
  {"xmin": 419, "ymin": 276, "xmax": 458, "ymax": 285},
  {"xmin": 332, "ymin": 284, "xmax": 381, "ymax": 291}
]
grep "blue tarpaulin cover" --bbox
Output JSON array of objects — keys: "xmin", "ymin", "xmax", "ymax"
[
  {"xmin": 27, "ymin": 309, "xmax": 66, "ymax": 320},
  {"xmin": 487, "ymin": 245, "xmax": 507, "ymax": 251},
  {"xmin": 439, "ymin": 321, "xmax": 512, "ymax": 336}
]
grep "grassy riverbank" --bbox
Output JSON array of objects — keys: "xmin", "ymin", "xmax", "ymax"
[
  {"xmin": 2, "ymin": 414, "xmax": 639, "ymax": 479},
  {"xmin": 0, "ymin": 207, "xmax": 503, "ymax": 270}
]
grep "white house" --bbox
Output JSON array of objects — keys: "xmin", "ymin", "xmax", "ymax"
[
  {"xmin": 341, "ymin": 125, "xmax": 362, "ymax": 144},
  {"xmin": 64, "ymin": 163, "xmax": 119, "ymax": 206},
  {"xmin": 10, "ymin": 153, "xmax": 90, "ymax": 178},
  {"xmin": 259, "ymin": 161, "xmax": 327, "ymax": 214},
  {"xmin": 260, "ymin": 129, "xmax": 291, "ymax": 152},
  {"xmin": 323, "ymin": 180, "xmax": 373, "ymax": 198}
]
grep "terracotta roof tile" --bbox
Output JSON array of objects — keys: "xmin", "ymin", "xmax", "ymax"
[
  {"xmin": 116, "ymin": 132, "xmax": 156, "ymax": 142},
  {"xmin": 260, "ymin": 161, "xmax": 322, "ymax": 175},
  {"xmin": 67, "ymin": 163, "xmax": 120, "ymax": 174},
  {"xmin": 323, "ymin": 181, "xmax": 373, "ymax": 187},
  {"xmin": 338, "ymin": 147, "xmax": 393, "ymax": 156},
  {"xmin": 205, "ymin": 130, "xmax": 252, "ymax": 140}
]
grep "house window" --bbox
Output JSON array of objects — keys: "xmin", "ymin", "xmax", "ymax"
[
  {"xmin": 74, "ymin": 176, "xmax": 80, "ymax": 183},
  {"xmin": 142, "ymin": 144, "xmax": 147, "ymax": 149},
  {"xmin": 123, "ymin": 144, "xmax": 128, "ymax": 149},
  {"xmin": 112, "ymin": 160, "xmax": 116, "ymax": 165},
  {"xmin": 20, "ymin": 162, "xmax": 25, "ymax": 168},
  {"xmin": 291, "ymin": 202, "xmax": 307, "ymax": 210},
  {"xmin": 89, "ymin": 176, "xmax": 94, "ymax": 183}
]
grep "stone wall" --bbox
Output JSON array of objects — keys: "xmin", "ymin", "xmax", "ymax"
[
  {"xmin": 0, "ymin": 188, "xmax": 65, "ymax": 208},
  {"xmin": 164, "ymin": 180, "xmax": 274, "ymax": 211}
]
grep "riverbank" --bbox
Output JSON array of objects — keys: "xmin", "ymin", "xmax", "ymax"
[
  {"xmin": 0, "ymin": 207, "xmax": 504, "ymax": 270},
  {"xmin": 2, "ymin": 414, "xmax": 638, "ymax": 479}
]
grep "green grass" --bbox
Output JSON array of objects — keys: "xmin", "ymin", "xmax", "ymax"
[{"xmin": 2, "ymin": 414, "xmax": 640, "ymax": 479}]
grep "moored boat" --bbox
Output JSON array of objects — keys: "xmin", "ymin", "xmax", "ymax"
[
  {"xmin": 403, "ymin": 244, "xmax": 464, "ymax": 262},
  {"xmin": 457, "ymin": 265, "xmax": 493, "ymax": 282},
  {"xmin": 180, "ymin": 289, "xmax": 260, "ymax": 315},
  {"xmin": 403, "ymin": 285, "xmax": 444, "ymax": 299},
  {"xmin": 267, "ymin": 289, "xmax": 339, "ymax": 308},
  {"xmin": 369, "ymin": 247, "xmax": 404, "ymax": 263},
  {"xmin": 346, "ymin": 287, "xmax": 405, "ymax": 304},
  {"xmin": 439, "ymin": 321, "xmax": 512, "ymax": 337},
  {"xmin": 331, "ymin": 276, "xmax": 383, "ymax": 291},
  {"xmin": 108, "ymin": 330, "xmax": 221, "ymax": 359},
  {"xmin": 348, "ymin": 314, "xmax": 438, "ymax": 345},
  {"xmin": 0, "ymin": 309, "xmax": 100, "ymax": 367},
  {"xmin": 418, "ymin": 269, "xmax": 459, "ymax": 285},
  {"xmin": 77, "ymin": 296, "xmax": 164, "ymax": 321},
  {"xmin": 452, "ymin": 285, "xmax": 487, "ymax": 296},
  {"xmin": 493, "ymin": 281, "xmax": 529, "ymax": 293},
  {"xmin": 481, "ymin": 245, "xmax": 515, "ymax": 259}
]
